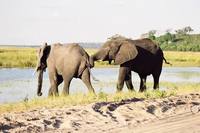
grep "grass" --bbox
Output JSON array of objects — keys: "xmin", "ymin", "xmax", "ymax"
[
  {"xmin": 164, "ymin": 51, "xmax": 200, "ymax": 67},
  {"xmin": 0, "ymin": 47, "xmax": 200, "ymax": 68},
  {"xmin": 0, "ymin": 82, "xmax": 200, "ymax": 114},
  {"xmin": 0, "ymin": 47, "xmax": 37, "ymax": 68}
]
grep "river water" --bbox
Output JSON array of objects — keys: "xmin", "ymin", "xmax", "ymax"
[{"xmin": 0, "ymin": 67, "xmax": 200, "ymax": 104}]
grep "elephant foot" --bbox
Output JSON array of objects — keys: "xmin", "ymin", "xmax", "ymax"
[
  {"xmin": 116, "ymin": 89, "xmax": 123, "ymax": 93},
  {"xmin": 116, "ymin": 85, "xmax": 123, "ymax": 92},
  {"xmin": 48, "ymin": 91, "xmax": 59, "ymax": 97},
  {"xmin": 88, "ymin": 91, "xmax": 96, "ymax": 97},
  {"xmin": 153, "ymin": 88, "xmax": 159, "ymax": 91},
  {"xmin": 62, "ymin": 91, "xmax": 69, "ymax": 96},
  {"xmin": 128, "ymin": 89, "xmax": 135, "ymax": 92},
  {"xmin": 89, "ymin": 90, "xmax": 96, "ymax": 94},
  {"xmin": 37, "ymin": 92, "xmax": 43, "ymax": 96},
  {"xmin": 139, "ymin": 87, "xmax": 146, "ymax": 92},
  {"xmin": 153, "ymin": 85, "xmax": 159, "ymax": 90}
]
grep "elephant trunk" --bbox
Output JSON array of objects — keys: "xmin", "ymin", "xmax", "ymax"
[
  {"xmin": 93, "ymin": 48, "xmax": 109, "ymax": 60},
  {"xmin": 91, "ymin": 51, "xmax": 102, "ymax": 61},
  {"xmin": 91, "ymin": 48, "xmax": 110, "ymax": 66},
  {"xmin": 37, "ymin": 70, "xmax": 43, "ymax": 96}
]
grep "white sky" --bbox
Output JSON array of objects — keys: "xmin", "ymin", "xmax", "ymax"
[{"xmin": 0, "ymin": 0, "xmax": 200, "ymax": 45}]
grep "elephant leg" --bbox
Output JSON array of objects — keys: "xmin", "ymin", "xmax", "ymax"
[
  {"xmin": 139, "ymin": 75, "xmax": 147, "ymax": 92},
  {"xmin": 81, "ymin": 68, "xmax": 95, "ymax": 94},
  {"xmin": 125, "ymin": 70, "xmax": 134, "ymax": 91},
  {"xmin": 62, "ymin": 71, "xmax": 74, "ymax": 96},
  {"xmin": 117, "ymin": 67, "xmax": 127, "ymax": 92},
  {"xmin": 62, "ymin": 77, "xmax": 72, "ymax": 96},
  {"xmin": 62, "ymin": 68, "xmax": 76, "ymax": 95},
  {"xmin": 153, "ymin": 73, "xmax": 160, "ymax": 90},
  {"xmin": 48, "ymin": 71, "xmax": 59, "ymax": 96}
]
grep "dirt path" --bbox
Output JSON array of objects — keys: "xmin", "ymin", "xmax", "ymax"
[{"xmin": 1, "ymin": 93, "xmax": 200, "ymax": 133}]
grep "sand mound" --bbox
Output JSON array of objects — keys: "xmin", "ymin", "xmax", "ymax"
[{"xmin": 1, "ymin": 93, "xmax": 200, "ymax": 133}]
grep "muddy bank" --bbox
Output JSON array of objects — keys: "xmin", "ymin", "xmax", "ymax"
[{"xmin": 1, "ymin": 93, "xmax": 200, "ymax": 133}]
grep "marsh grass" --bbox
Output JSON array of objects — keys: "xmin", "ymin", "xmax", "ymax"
[
  {"xmin": 1, "ymin": 82, "xmax": 199, "ymax": 114},
  {"xmin": 164, "ymin": 51, "xmax": 200, "ymax": 67},
  {"xmin": 0, "ymin": 47, "xmax": 199, "ymax": 68},
  {"xmin": 0, "ymin": 47, "xmax": 37, "ymax": 68}
]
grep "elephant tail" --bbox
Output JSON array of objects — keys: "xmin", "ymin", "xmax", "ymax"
[
  {"xmin": 79, "ymin": 55, "xmax": 99, "ymax": 81},
  {"xmin": 163, "ymin": 57, "xmax": 172, "ymax": 66},
  {"xmin": 85, "ymin": 57, "xmax": 99, "ymax": 81},
  {"xmin": 87, "ymin": 64, "xmax": 99, "ymax": 82},
  {"xmin": 84, "ymin": 52, "xmax": 99, "ymax": 81}
]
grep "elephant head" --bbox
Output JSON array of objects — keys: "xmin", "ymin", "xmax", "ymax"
[
  {"xmin": 35, "ymin": 43, "xmax": 51, "ymax": 96},
  {"xmin": 91, "ymin": 36, "xmax": 138, "ymax": 65}
]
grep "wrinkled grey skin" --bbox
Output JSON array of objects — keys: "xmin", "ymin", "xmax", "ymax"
[
  {"xmin": 36, "ymin": 43, "xmax": 95, "ymax": 96},
  {"xmin": 91, "ymin": 36, "xmax": 170, "ymax": 92}
]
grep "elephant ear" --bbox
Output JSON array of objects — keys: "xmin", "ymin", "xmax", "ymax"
[
  {"xmin": 114, "ymin": 41, "xmax": 138, "ymax": 65},
  {"xmin": 37, "ymin": 43, "xmax": 50, "ymax": 71}
]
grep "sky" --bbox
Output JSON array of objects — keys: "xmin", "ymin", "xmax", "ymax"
[{"xmin": 0, "ymin": 0, "xmax": 200, "ymax": 45}]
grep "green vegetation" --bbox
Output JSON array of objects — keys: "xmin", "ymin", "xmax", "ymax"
[
  {"xmin": 158, "ymin": 34, "xmax": 200, "ymax": 51},
  {"xmin": 146, "ymin": 26, "xmax": 200, "ymax": 51},
  {"xmin": 0, "ymin": 47, "xmax": 200, "ymax": 68},
  {"xmin": 0, "ymin": 82, "xmax": 199, "ymax": 114}
]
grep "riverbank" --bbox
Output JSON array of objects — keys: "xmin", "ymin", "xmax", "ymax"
[
  {"xmin": 0, "ymin": 47, "xmax": 200, "ymax": 68},
  {"xmin": 1, "ymin": 92, "xmax": 200, "ymax": 133},
  {"xmin": 0, "ymin": 82, "xmax": 200, "ymax": 114}
]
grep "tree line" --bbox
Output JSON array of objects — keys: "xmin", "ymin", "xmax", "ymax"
[{"xmin": 142, "ymin": 26, "xmax": 200, "ymax": 51}]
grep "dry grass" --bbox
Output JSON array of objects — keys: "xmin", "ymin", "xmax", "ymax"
[
  {"xmin": 164, "ymin": 51, "xmax": 200, "ymax": 67},
  {"xmin": 0, "ymin": 47, "xmax": 37, "ymax": 68}
]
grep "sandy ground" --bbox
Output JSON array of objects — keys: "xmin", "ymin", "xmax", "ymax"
[{"xmin": 1, "ymin": 93, "xmax": 200, "ymax": 133}]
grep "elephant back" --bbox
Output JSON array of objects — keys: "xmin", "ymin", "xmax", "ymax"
[
  {"xmin": 76, "ymin": 45, "xmax": 91, "ymax": 67},
  {"xmin": 130, "ymin": 38, "xmax": 160, "ymax": 54}
]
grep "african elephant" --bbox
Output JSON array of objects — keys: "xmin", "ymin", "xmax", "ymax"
[
  {"xmin": 90, "ymin": 35, "xmax": 170, "ymax": 92},
  {"xmin": 35, "ymin": 42, "xmax": 95, "ymax": 96}
]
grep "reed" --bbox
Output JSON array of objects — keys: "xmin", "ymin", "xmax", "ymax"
[{"xmin": 0, "ymin": 47, "xmax": 37, "ymax": 68}]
